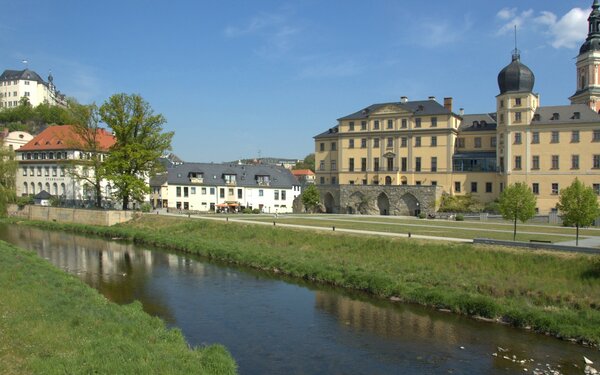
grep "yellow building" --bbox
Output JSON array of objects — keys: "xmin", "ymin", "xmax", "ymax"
[{"xmin": 314, "ymin": 1, "xmax": 600, "ymax": 215}]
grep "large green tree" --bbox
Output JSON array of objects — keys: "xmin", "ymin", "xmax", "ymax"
[
  {"xmin": 0, "ymin": 141, "xmax": 17, "ymax": 216},
  {"xmin": 557, "ymin": 178, "xmax": 600, "ymax": 246},
  {"xmin": 498, "ymin": 182, "xmax": 537, "ymax": 241},
  {"xmin": 100, "ymin": 94, "xmax": 173, "ymax": 210},
  {"xmin": 294, "ymin": 153, "xmax": 315, "ymax": 172},
  {"xmin": 301, "ymin": 184, "xmax": 320, "ymax": 213}
]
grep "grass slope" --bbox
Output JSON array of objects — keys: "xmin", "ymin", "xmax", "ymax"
[
  {"xmin": 9, "ymin": 215, "xmax": 600, "ymax": 346},
  {"xmin": 0, "ymin": 239, "xmax": 237, "ymax": 375}
]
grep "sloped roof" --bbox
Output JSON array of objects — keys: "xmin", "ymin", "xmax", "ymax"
[
  {"xmin": 337, "ymin": 99, "xmax": 454, "ymax": 121},
  {"xmin": 459, "ymin": 113, "xmax": 497, "ymax": 132},
  {"xmin": 166, "ymin": 162, "xmax": 299, "ymax": 188},
  {"xmin": 291, "ymin": 169, "xmax": 315, "ymax": 176},
  {"xmin": 532, "ymin": 104, "xmax": 600, "ymax": 125},
  {"xmin": 0, "ymin": 69, "xmax": 45, "ymax": 84},
  {"xmin": 34, "ymin": 190, "xmax": 53, "ymax": 200},
  {"xmin": 18, "ymin": 125, "xmax": 116, "ymax": 152}
]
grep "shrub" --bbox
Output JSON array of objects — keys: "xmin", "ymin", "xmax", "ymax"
[
  {"xmin": 455, "ymin": 214, "xmax": 464, "ymax": 221},
  {"xmin": 16, "ymin": 195, "xmax": 34, "ymax": 208},
  {"xmin": 242, "ymin": 208, "xmax": 253, "ymax": 214},
  {"xmin": 439, "ymin": 193, "xmax": 483, "ymax": 213},
  {"xmin": 252, "ymin": 208, "xmax": 261, "ymax": 214},
  {"xmin": 140, "ymin": 203, "xmax": 152, "ymax": 213},
  {"xmin": 418, "ymin": 213, "xmax": 426, "ymax": 219}
]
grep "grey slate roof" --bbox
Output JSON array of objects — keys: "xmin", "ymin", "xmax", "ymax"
[
  {"xmin": 149, "ymin": 174, "xmax": 168, "ymax": 187},
  {"xmin": 532, "ymin": 104, "xmax": 600, "ymax": 125},
  {"xmin": 459, "ymin": 113, "xmax": 497, "ymax": 132},
  {"xmin": 34, "ymin": 190, "xmax": 53, "ymax": 199},
  {"xmin": 166, "ymin": 162, "xmax": 299, "ymax": 188},
  {"xmin": 0, "ymin": 69, "xmax": 46, "ymax": 84},
  {"xmin": 337, "ymin": 99, "xmax": 454, "ymax": 121},
  {"xmin": 314, "ymin": 125, "xmax": 339, "ymax": 139}
]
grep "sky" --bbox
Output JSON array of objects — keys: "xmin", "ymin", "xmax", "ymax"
[{"xmin": 0, "ymin": 1, "xmax": 593, "ymax": 162}]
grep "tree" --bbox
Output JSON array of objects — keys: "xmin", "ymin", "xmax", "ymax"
[
  {"xmin": 557, "ymin": 178, "xmax": 600, "ymax": 246},
  {"xmin": 0, "ymin": 140, "xmax": 17, "ymax": 216},
  {"xmin": 67, "ymin": 103, "xmax": 108, "ymax": 208},
  {"xmin": 293, "ymin": 153, "xmax": 315, "ymax": 172},
  {"xmin": 100, "ymin": 94, "xmax": 173, "ymax": 210},
  {"xmin": 498, "ymin": 182, "xmax": 537, "ymax": 241},
  {"xmin": 301, "ymin": 184, "xmax": 320, "ymax": 213}
]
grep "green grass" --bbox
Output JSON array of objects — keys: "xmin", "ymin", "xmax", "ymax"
[
  {"xmin": 0, "ymin": 239, "xmax": 237, "ymax": 375},
  {"xmin": 7, "ymin": 215, "xmax": 600, "ymax": 347}
]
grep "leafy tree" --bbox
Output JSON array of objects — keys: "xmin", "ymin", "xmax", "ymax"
[
  {"xmin": 557, "ymin": 178, "xmax": 600, "ymax": 246},
  {"xmin": 498, "ymin": 182, "xmax": 537, "ymax": 241},
  {"xmin": 438, "ymin": 193, "xmax": 483, "ymax": 213},
  {"xmin": 0, "ymin": 141, "xmax": 17, "ymax": 216},
  {"xmin": 100, "ymin": 93, "xmax": 173, "ymax": 210},
  {"xmin": 67, "ymin": 103, "xmax": 108, "ymax": 208},
  {"xmin": 301, "ymin": 184, "xmax": 320, "ymax": 213},
  {"xmin": 294, "ymin": 153, "xmax": 315, "ymax": 172}
]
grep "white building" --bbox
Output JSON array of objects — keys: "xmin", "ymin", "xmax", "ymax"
[
  {"xmin": 16, "ymin": 125, "xmax": 115, "ymax": 206},
  {"xmin": 152, "ymin": 162, "xmax": 301, "ymax": 213},
  {"xmin": 0, "ymin": 69, "xmax": 67, "ymax": 109},
  {"xmin": 0, "ymin": 129, "xmax": 33, "ymax": 151}
]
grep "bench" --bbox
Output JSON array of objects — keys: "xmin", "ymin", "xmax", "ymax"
[{"xmin": 529, "ymin": 239, "xmax": 552, "ymax": 244}]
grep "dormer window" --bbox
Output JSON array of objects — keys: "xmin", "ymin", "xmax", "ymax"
[
  {"xmin": 533, "ymin": 114, "xmax": 540, "ymax": 121},
  {"xmin": 224, "ymin": 174, "xmax": 237, "ymax": 185},
  {"xmin": 573, "ymin": 112, "xmax": 581, "ymax": 120},
  {"xmin": 189, "ymin": 172, "xmax": 204, "ymax": 184},
  {"xmin": 256, "ymin": 175, "xmax": 271, "ymax": 186},
  {"xmin": 551, "ymin": 113, "xmax": 560, "ymax": 120}
]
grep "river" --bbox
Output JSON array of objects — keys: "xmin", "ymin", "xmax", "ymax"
[{"xmin": 1, "ymin": 223, "xmax": 598, "ymax": 374}]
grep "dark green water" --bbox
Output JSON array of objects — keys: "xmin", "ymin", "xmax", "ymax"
[{"xmin": 1, "ymin": 224, "xmax": 598, "ymax": 375}]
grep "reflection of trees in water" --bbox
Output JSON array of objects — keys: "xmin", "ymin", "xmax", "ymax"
[
  {"xmin": 315, "ymin": 291, "xmax": 459, "ymax": 345},
  {"xmin": 0, "ymin": 225, "xmax": 211, "ymax": 324}
]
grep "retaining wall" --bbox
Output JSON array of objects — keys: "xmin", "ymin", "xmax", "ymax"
[{"xmin": 7, "ymin": 204, "xmax": 134, "ymax": 226}]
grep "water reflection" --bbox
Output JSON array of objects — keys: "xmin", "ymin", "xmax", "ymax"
[{"xmin": 1, "ymin": 224, "xmax": 598, "ymax": 375}]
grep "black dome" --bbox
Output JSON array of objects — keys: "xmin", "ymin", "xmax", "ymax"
[
  {"xmin": 497, "ymin": 52, "xmax": 535, "ymax": 94},
  {"xmin": 579, "ymin": 1, "xmax": 600, "ymax": 54},
  {"xmin": 579, "ymin": 38, "xmax": 600, "ymax": 54}
]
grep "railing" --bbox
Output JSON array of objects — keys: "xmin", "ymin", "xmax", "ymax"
[{"xmin": 189, "ymin": 177, "xmax": 204, "ymax": 184}]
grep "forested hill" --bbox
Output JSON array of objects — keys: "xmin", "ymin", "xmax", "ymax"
[{"xmin": 0, "ymin": 98, "xmax": 79, "ymax": 135}]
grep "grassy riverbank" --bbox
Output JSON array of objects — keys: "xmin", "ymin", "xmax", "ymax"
[
  {"xmin": 0, "ymin": 239, "xmax": 237, "ymax": 375},
  {"xmin": 7, "ymin": 215, "xmax": 600, "ymax": 346}
]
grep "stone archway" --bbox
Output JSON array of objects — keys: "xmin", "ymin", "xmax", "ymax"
[
  {"xmin": 377, "ymin": 192, "xmax": 390, "ymax": 215},
  {"xmin": 324, "ymin": 192, "xmax": 335, "ymax": 213},
  {"xmin": 400, "ymin": 193, "xmax": 420, "ymax": 216},
  {"xmin": 348, "ymin": 191, "xmax": 367, "ymax": 214}
]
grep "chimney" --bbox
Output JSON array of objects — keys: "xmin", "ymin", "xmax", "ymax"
[
  {"xmin": 400, "ymin": 96, "xmax": 408, "ymax": 103},
  {"xmin": 444, "ymin": 97, "xmax": 453, "ymax": 112},
  {"xmin": 459, "ymin": 108, "xmax": 464, "ymax": 116},
  {"xmin": 428, "ymin": 96, "xmax": 436, "ymax": 101}
]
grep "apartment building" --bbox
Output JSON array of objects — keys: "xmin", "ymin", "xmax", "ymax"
[{"xmin": 0, "ymin": 69, "xmax": 67, "ymax": 109}]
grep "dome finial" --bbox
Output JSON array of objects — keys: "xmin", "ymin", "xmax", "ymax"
[{"xmin": 512, "ymin": 25, "xmax": 520, "ymax": 61}]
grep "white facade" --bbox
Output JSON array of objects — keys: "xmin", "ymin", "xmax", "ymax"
[{"xmin": 0, "ymin": 69, "xmax": 67, "ymax": 109}]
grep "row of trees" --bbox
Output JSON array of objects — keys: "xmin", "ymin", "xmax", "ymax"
[{"xmin": 499, "ymin": 179, "xmax": 600, "ymax": 245}]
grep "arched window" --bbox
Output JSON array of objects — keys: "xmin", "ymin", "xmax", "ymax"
[
  {"xmin": 30, "ymin": 182, "xmax": 35, "ymax": 195},
  {"xmin": 60, "ymin": 183, "xmax": 66, "ymax": 196},
  {"xmin": 23, "ymin": 182, "xmax": 28, "ymax": 195},
  {"xmin": 37, "ymin": 182, "xmax": 42, "ymax": 193},
  {"xmin": 45, "ymin": 183, "xmax": 50, "ymax": 193},
  {"xmin": 385, "ymin": 176, "xmax": 392, "ymax": 185},
  {"xmin": 53, "ymin": 183, "xmax": 58, "ymax": 196}
]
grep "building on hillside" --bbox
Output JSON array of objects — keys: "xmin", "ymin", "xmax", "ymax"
[
  {"xmin": 231, "ymin": 157, "xmax": 302, "ymax": 169},
  {"xmin": 291, "ymin": 169, "xmax": 316, "ymax": 186},
  {"xmin": 16, "ymin": 125, "xmax": 116, "ymax": 206},
  {"xmin": 314, "ymin": 1, "xmax": 600, "ymax": 215},
  {"xmin": 152, "ymin": 162, "xmax": 301, "ymax": 213},
  {"xmin": 0, "ymin": 69, "xmax": 67, "ymax": 109},
  {"xmin": 0, "ymin": 129, "xmax": 33, "ymax": 151}
]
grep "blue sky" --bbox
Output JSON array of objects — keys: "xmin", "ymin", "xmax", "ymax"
[{"xmin": 0, "ymin": 1, "xmax": 592, "ymax": 162}]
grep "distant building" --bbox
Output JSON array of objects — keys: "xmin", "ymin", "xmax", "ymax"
[
  {"xmin": 16, "ymin": 125, "xmax": 115, "ymax": 206},
  {"xmin": 232, "ymin": 157, "xmax": 302, "ymax": 170},
  {"xmin": 0, "ymin": 69, "xmax": 67, "ymax": 109},
  {"xmin": 0, "ymin": 129, "xmax": 33, "ymax": 151},
  {"xmin": 291, "ymin": 169, "xmax": 315, "ymax": 186},
  {"xmin": 151, "ymin": 162, "xmax": 301, "ymax": 213}
]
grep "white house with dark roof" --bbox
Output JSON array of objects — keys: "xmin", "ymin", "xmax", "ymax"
[
  {"xmin": 155, "ymin": 162, "xmax": 301, "ymax": 213},
  {"xmin": 0, "ymin": 68, "xmax": 67, "ymax": 109}
]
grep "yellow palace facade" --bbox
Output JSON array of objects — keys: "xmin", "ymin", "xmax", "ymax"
[{"xmin": 314, "ymin": 1, "xmax": 600, "ymax": 215}]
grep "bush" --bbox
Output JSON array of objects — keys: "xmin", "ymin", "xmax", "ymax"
[
  {"xmin": 140, "ymin": 203, "xmax": 152, "ymax": 213},
  {"xmin": 252, "ymin": 208, "xmax": 261, "ymax": 214},
  {"xmin": 16, "ymin": 195, "xmax": 34, "ymax": 208},
  {"xmin": 242, "ymin": 208, "xmax": 253, "ymax": 214},
  {"xmin": 439, "ymin": 193, "xmax": 483, "ymax": 213},
  {"xmin": 418, "ymin": 213, "xmax": 426, "ymax": 219},
  {"xmin": 455, "ymin": 214, "xmax": 464, "ymax": 221}
]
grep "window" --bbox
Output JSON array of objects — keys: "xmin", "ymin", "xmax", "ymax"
[
  {"xmin": 274, "ymin": 190, "xmax": 279, "ymax": 200},
  {"xmin": 319, "ymin": 177, "xmax": 325, "ymax": 184},
  {"xmin": 515, "ymin": 112, "xmax": 522, "ymax": 122},
  {"xmin": 431, "ymin": 117, "xmax": 437, "ymax": 127},
  {"xmin": 571, "ymin": 130, "xmax": 580, "ymax": 143},
  {"xmin": 514, "ymin": 156, "xmax": 521, "ymax": 170},
  {"xmin": 331, "ymin": 142, "xmax": 336, "ymax": 151},
  {"xmin": 361, "ymin": 138, "xmax": 367, "ymax": 148},
  {"xmin": 401, "ymin": 119, "xmax": 407, "ymax": 128},
  {"xmin": 415, "ymin": 157, "xmax": 421, "ymax": 172},
  {"xmin": 22, "ymin": 167, "xmax": 26, "ymax": 176},
  {"xmin": 532, "ymin": 155, "xmax": 540, "ymax": 170},
  {"xmin": 514, "ymin": 132, "xmax": 522, "ymax": 144},
  {"xmin": 491, "ymin": 137, "xmax": 497, "ymax": 147},
  {"xmin": 320, "ymin": 143, "xmax": 324, "ymax": 151},
  {"xmin": 374, "ymin": 157, "xmax": 379, "ymax": 171},
  {"xmin": 373, "ymin": 120, "xmax": 380, "ymax": 130},
  {"xmin": 44, "ymin": 167, "xmax": 49, "ymax": 176},
  {"xmin": 349, "ymin": 121, "xmax": 354, "ymax": 131},
  {"xmin": 29, "ymin": 167, "xmax": 34, "ymax": 176},
  {"xmin": 500, "ymin": 114, "xmax": 505, "ymax": 123},
  {"xmin": 281, "ymin": 190, "xmax": 286, "ymax": 200},
  {"xmin": 531, "ymin": 132, "xmax": 539, "ymax": 144},
  {"xmin": 361, "ymin": 158, "xmax": 367, "ymax": 171},
  {"xmin": 415, "ymin": 136, "xmax": 421, "ymax": 147},
  {"xmin": 331, "ymin": 160, "xmax": 337, "ymax": 171},
  {"xmin": 387, "ymin": 119, "xmax": 393, "ymax": 129},
  {"xmin": 387, "ymin": 137, "xmax": 393, "ymax": 148},
  {"xmin": 471, "ymin": 182, "xmax": 478, "ymax": 193},
  {"xmin": 401, "ymin": 157, "xmax": 407, "ymax": 172},
  {"xmin": 551, "ymin": 155, "xmax": 559, "ymax": 170},
  {"xmin": 431, "ymin": 157, "xmax": 437, "ymax": 172},
  {"xmin": 454, "ymin": 181, "xmax": 461, "ymax": 193},
  {"xmin": 593, "ymin": 130, "xmax": 600, "ymax": 142},
  {"xmin": 59, "ymin": 167, "xmax": 65, "ymax": 177},
  {"xmin": 593, "ymin": 184, "xmax": 600, "ymax": 195},
  {"xmin": 551, "ymin": 131, "xmax": 559, "ymax": 143},
  {"xmin": 210, "ymin": 187, "xmax": 215, "ymax": 195},
  {"xmin": 456, "ymin": 138, "xmax": 465, "ymax": 148},
  {"xmin": 373, "ymin": 138, "xmax": 380, "ymax": 148},
  {"xmin": 202, "ymin": 187, "xmax": 207, "ymax": 194},
  {"xmin": 415, "ymin": 118, "xmax": 421, "ymax": 128},
  {"xmin": 387, "ymin": 157, "xmax": 394, "ymax": 171},
  {"xmin": 361, "ymin": 121, "xmax": 367, "ymax": 130},
  {"xmin": 594, "ymin": 155, "xmax": 600, "ymax": 169},
  {"xmin": 184, "ymin": 187, "xmax": 189, "ymax": 197},
  {"xmin": 176, "ymin": 187, "xmax": 181, "ymax": 197},
  {"xmin": 319, "ymin": 160, "xmax": 325, "ymax": 170},
  {"xmin": 431, "ymin": 181, "xmax": 437, "ymax": 186},
  {"xmin": 551, "ymin": 183, "xmax": 559, "ymax": 195},
  {"xmin": 515, "ymin": 97, "xmax": 521, "ymax": 106},
  {"xmin": 400, "ymin": 137, "xmax": 407, "ymax": 147},
  {"xmin": 37, "ymin": 167, "xmax": 41, "ymax": 176},
  {"xmin": 259, "ymin": 189, "xmax": 264, "ymax": 196},
  {"xmin": 349, "ymin": 158, "xmax": 354, "ymax": 172},
  {"xmin": 219, "ymin": 188, "xmax": 225, "ymax": 198},
  {"xmin": 474, "ymin": 137, "xmax": 481, "ymax": 148},
  {"xmin": 362, "ymin": 179, "xmax": 368, "ymax": 185},
  {"xmin": 486, "ymin": 182, "xmax": 492, "ymax": 193},
  {"xmin": 431, "ymin": 136, "xmax": 437, "ymax": 147},
  {"xmin": 331, "ymin": 177, "xmax": 337, "ymax": 185},
  {"xmin": 532, "ymin": 183, "xmax": 539, "ymax": 195},
  {"xmin": 349, "ymin": 139, "xmax": 354, "ymax": 148},
  {"xmin": 572, "ymin": 155, "xmax": 580, "ymax": 170}
]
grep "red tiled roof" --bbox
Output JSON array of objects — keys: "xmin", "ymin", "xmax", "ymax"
[
  {"xmin": 18, "ymin": 125, "xmax": 116, "ymax": 152},
  {"xmin": 291, "ymin": 169, "xmax": 315, "ymax": 176}
]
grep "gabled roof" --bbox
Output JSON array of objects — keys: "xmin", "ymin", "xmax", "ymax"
[
  {"xmin": 18, "ymin": 125, "xmax": 116, "ymax": 152},
  {"xmin": 291, "ymin": 169, "xmax": 315, "ymax": 176},
  {"xmin": 34, "ymin": 190, "xmax": 53, "ymax": 200},
  {"xmin": 532, "ymin": 104, "xmax": 600, "ymax": 125},
  {"xmin": 337, "ymin": 99, "xmax": 454, "ymax": 121},
  {"xmin": 459, "ymin": 113, "xmax": 497, "ymax": 132}
]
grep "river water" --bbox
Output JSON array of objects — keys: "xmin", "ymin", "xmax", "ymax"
[{"xmin": 1, "ymin": 223, "xmax": 598, "ymax": 374}]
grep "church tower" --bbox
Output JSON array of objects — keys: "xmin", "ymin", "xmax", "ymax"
[{"xmin": 570, "ymin": 0, "xmax": 600, "ymax": 111}]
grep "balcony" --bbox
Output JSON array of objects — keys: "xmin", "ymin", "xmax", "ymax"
[
  {"xmin": 189, "ymin": 177, "xmax": 204, "ymax": 184},
  {"xmin": 257, "ymin": 180, "xmax": 270, "ymax": 186}
]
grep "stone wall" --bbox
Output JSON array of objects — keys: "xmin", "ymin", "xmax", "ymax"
[
  {"xmin": 7, "ymin": 204, "xmax": 134, "ymax": 226},
  {"xmin": 317, "ymin": 185, "xmax": 443, "ymax": 216}
]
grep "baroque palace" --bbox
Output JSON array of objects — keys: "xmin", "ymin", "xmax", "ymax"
[{"xmin": 314, "ymin": 1, "xmax": 600, "ymax": 216}]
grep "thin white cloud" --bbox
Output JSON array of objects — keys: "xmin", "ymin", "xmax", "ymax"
[
  {"xmin": 496, "ymin": 9, "xmax": 534, "ymax": 35},
  {"xmin": 497, "ymin": 8, "xmax": 517, "ymax": 21},
  {"xmin": 535, "ymin": 8, "xmax": 588, "ymax": 49}
]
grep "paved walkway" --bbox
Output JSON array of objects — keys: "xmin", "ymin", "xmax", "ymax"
[{"xmin": 555, "ymin": 236, "xmax": 600, "ymax": 247}]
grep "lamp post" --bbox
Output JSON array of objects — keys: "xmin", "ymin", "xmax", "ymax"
[{"xmin": 416, "ymin": 201, "xmax": 420, "ymax": 217}]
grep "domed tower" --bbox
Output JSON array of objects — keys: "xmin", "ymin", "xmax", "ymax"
[{"xmin": 570, "ymin": 0, "xmax": 600, "ymax": 111}]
